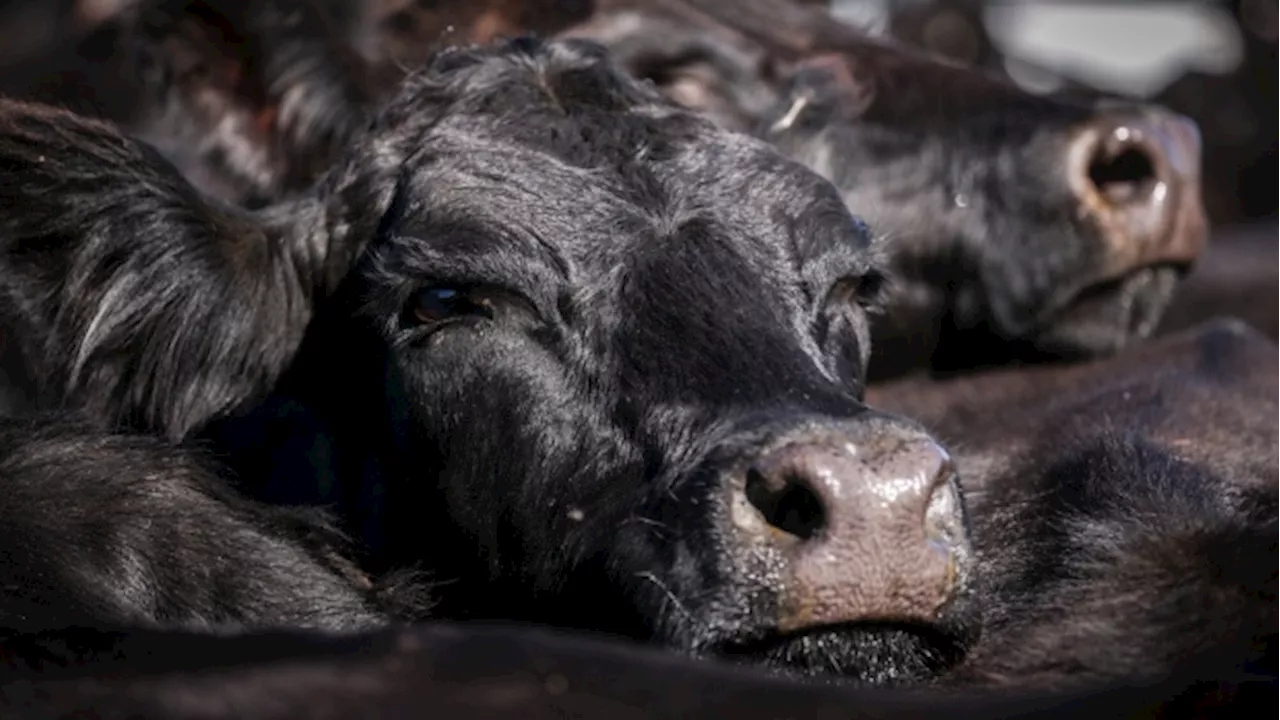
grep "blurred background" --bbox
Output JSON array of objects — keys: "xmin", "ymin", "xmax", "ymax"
[
  {"xmin": 832, "ymin": 0, "xmax": 1276, "ymax": 227},
  {"xmin": 0, "ymin": 0, "xmax": 1274, "ymax": 226}
]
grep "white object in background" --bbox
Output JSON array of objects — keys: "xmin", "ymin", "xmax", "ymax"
[
  {"xmin": 984, "ymin": 1, "xmax": 1244, "ymax": 98},
  {"xmin": 831, "ymin": 0, "xmax": 893, "ymax": 35}
]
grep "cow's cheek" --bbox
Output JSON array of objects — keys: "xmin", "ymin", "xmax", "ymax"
[{"xmin": 396, "ymin": 334, "xmax": 591, "ymax": 536}]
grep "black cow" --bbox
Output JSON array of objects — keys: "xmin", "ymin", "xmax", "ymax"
[
  {"xmin": 0, "ymin": 0, "xmax": 590, "ymax": 207},
  {"xmin": 0, "ymin": 38, "xmax": 1271, "ymax": 695},
  {"xmin": 669, "ymin": 0, "xmax": 1208, "ymax": 378}
]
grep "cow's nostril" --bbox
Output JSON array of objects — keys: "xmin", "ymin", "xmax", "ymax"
[
  {"xmin": 1088, "ymin": 140, "xmax": 1158, "ymax": 206},
  {"xmin": 744, "ymin": 467, "xmax": 826, "ymax": 541}
]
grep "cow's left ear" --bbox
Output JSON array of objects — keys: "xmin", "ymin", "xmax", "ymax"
[
  {"xmin": 0, "ymin": 99, "xmax": 347, "ymax": 441},
  {"xmin": 758, "ymin": 53, "xmax": 877, "ymax": 138}
]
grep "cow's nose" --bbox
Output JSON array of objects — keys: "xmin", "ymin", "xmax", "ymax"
[
  {"xmin": 1068, "ymin": 104, "xmax": 1208, "ymax": 273},
  {"xmin": 728, "ymin": 420, "xmax": 967, "ymax": 631}
]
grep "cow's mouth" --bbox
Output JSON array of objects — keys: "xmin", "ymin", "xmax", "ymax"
[
  {"xmin": 931, "ymin": 263, "xmax": 1185, "ymax": 374},
  {"xmin": 713, "ymin": 620, "xmax": 969, "ymax": 686},
  {"xmin": 1032, "ymin": 263, "xmax": 1184, "ymax": 359}
]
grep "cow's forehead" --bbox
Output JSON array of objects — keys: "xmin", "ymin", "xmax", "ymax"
[{"xmin": 391, "ymin": 134, "xmax": 872, "ymax": 285}]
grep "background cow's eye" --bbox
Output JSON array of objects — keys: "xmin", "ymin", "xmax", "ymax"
[
  {"xmin": 816, "ymin": 270, "xmax": 886, "ymax": 395},
  {"xmin": 407, "ymin": 286, "xmax": 496, "ymax": 326},
  {"xmin": 829, "ymin": 270, "xmax": 886, "ymax": 314}
]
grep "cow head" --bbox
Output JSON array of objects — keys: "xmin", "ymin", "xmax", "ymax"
[
  {"xmin": 0, "ymin": 33, "xmax": 977, "ymax": 681},
  {"xmin": 760, "ymin": 42, "xmax": 1207, "ymax": 377},
  {"xmin": 295, "ymin": 37, "xmax": 977, "ymax": 682}
]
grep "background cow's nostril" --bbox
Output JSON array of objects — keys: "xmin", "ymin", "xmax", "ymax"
[
  {"xmin": 1088, "ymin": 141, "xmax": 1158, "ymax": 205},
  {"xmin": 744, "ymin": 467, "xmax": 826, "ymax": 541}
]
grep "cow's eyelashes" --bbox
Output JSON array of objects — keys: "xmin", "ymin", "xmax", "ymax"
[
  {"xmin": 409, "ymin": 286, "xmax": 494, "ymax": 325},
  {"xmin": 402, "ymin": 285, "xmax": 537, "ymax": 330}
]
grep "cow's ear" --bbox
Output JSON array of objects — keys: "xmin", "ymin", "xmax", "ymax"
[
  {"xmin": 0, "ymin": 99, "xmax": 330, "ymax": 440},
  {"xmin": 96, "ymin": 0, "xmax": 377, "ymax": 207},
  {"xmin": 557, "ymin": 11, "xmax": 782, "ymax": 133},
  {"xmin": 758, "ymin": 53, "xmax": 876, "ymax": 138}
]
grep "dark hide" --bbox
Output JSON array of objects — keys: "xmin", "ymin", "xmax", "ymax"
[
  {"xmin": 335, "ymin": 0, "xmax": 593, "ymax": 71},
  {"xmin": 759, "ymin": 61, "xmax": 1204, "ymax": 378},
  {"xmin": 885, "ymin": 0, "xmax": 1278, "ymax": 228},
  {"xmin": 954, "ymin": 431, "xmax": 1276, "ymax": 690},
  {"xmin": 868, "ymin": 319, "xmax": 1279, "ymax": 490},
  {"xmin": 868, "ymin": 320, "xmax": 1279, "ymax": 687},
  {"xmin": 0, "ymin": 624, "xmax": 1270, "ymax": 719},
  {"xmin": 553, "ymin": 0, "xmax": 793, "ymax": 133},
  {"xmin": 0, "ymin": 415, "xmax": 396, "ymax": 633}
]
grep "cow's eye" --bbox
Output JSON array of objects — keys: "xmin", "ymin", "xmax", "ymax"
[
  {"xmin": 816, "ymin": 270, "xmax": 886, "ymax": 395},
  {"xmin": 827, "ymin": 270, "xmax": 886, "ymax": 314},
  {"xmin": 407, "ymin": 286, "xmax": 496, "ymax": 326}
]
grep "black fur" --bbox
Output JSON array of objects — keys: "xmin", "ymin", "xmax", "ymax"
[
  {"xmin": 869, "ymin": 321, "xmax": 1279, "ymax": 690},
  {"xmin": 0, "ymin": 622, "xmax": 1270, "ymax": 718},
  {"xmin": 0, "ymin": 415, "xmax": 394, "ymax": 633},
  {"xmin": 0, "ymin": 99, "xmax": 319, "ymax": 438},
  {"xmin": 958, "ymin": 432, "xmax": 1276, "ymax": 689},
  {"xmin": 555, "ymin": 1, "xmax": 786, "ymax": 134},
  {"xmin": 205, "ymin": 0, "xmax": 1218, "ymax": 378},
  {"xmin": 754, "ymin": 46, "xmax": 1199, "ymax": 378}
]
